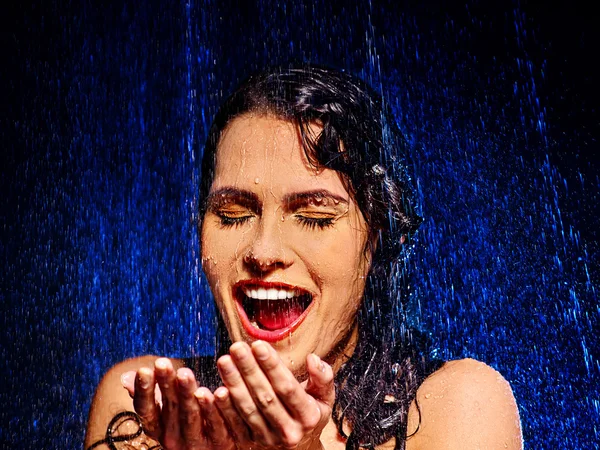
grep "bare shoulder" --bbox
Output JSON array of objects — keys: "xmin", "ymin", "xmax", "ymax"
[
  {"xmin": 406, "ymin": 358, "xmax": 523, "ymax": 450},
  {"xmin": 84, "ymin": 355, "xmax": 183, "ymax": 449}
]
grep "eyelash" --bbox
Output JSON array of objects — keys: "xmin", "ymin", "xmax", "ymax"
[
  {"xmin": 216, "ymin": 212, "xmax": 335, "ymax": 230},
  {"xmin": 218, "ymin": 215, "xmax": 253, "ymax": 228},
  {"xmin": 296, "ymin": 216, "xmax": 335, "ymax": 230}
]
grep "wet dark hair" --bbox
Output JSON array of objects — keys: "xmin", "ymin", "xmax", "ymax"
[{"xmin": 199, "ymin": 64, "xmax": 442, "ymax": 450}]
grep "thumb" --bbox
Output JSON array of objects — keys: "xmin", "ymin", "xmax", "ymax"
[
  {"xmin": 305, "ymin": 354, "xmax": 335, "ymax": 408},
  {"xmin": 120, "ymin": 371, "xmax": 136, "ymax": 398}
]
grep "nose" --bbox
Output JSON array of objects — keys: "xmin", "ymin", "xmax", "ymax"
[{"xmin": 243, "ymin": 216, "xmax": 292, "ymax": 274}]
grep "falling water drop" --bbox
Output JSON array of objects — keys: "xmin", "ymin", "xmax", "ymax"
[{"xmin": 3, "ymin": 2, "xmax": 598, "ymax": 448}]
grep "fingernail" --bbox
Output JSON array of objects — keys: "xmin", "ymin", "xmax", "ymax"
[
  {"xmin": 196, "ymin": 390, "xmax": 213, "ymax": 413},
  {"xmin": 231, "ymin": 342, "xmax": 248, "ymax": 360},
  {"xmin": 155, "ymin": 358, "xmax": 169, "ymax": 371},
  {"xmin": 177, "ymin": 371, "xmax": 190, "ymax": 387},
  {"xmin": 309, "ymin": 353, "xmax": 321, "ymax": 370},
  {"xmin": 320, "ymin": 361, "xmax": 328, "ymax": 373},
  {"xmin": 214, "ymin": 387, "xmax": 228, "ymax": 401},
  {"xmin": 312, "ymin": 354, "xmax": 329, "ymax": 373},
  {"xmin": 121, "ymin": 371, "xmax": 134, "ymax": 388},
  {"xmin": 253, "ymin": 341, "xmax": 270, "ymax": 360},
  {"xmin": 217, "ymin": 356, "xmax": 235, "ymax": 375},
  {"xmin": 136, "ymin": 367, "xmax": 153, "ymax": 389},
  {"xmin": 138, "ymin": 375, "xmax": 150, "ymax": 389}
]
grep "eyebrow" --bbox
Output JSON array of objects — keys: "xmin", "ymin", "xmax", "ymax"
[
  {"xmin": 205, "ymin": 188, "xmax": 261, "ymax": 212},
  {"xmin": 283, "ymin": 190, "xmax": 348, "ymax": 210},
  {"xmin": 205, "ymin": 187, "xmax": 348, "ymax": 213}
]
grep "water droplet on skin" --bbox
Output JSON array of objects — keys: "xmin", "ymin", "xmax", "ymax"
[
  {"xmin": 425, "ymin": 393, "xmax": 431, "ymax": 399},
  {"xmin": 254, "ymin": 177, "xmax": 260, "ymax": 184},
  {"xmin": 281, "ymin": 215, "xmax": 285, "ymax": 222}
]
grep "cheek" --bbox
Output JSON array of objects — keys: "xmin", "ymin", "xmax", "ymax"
[
  {"xmin": 200, "ymin": 223, "xmax": 234, "ymax": 287},
  {"xmin": 322, "ymin": 230, "xmax": 371, "ymax": 318},
  {"xmin": 313, "ymin": 230, "xmax": 369, "ymax": 281},
  {"xmin": 310, "ymin": 235, "xmax": 370, "ymax": 310}
]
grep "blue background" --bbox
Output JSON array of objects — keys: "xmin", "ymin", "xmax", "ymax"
[{"xmin": 2, "ymin": 1, "xmax": 599, "ymax": 448}]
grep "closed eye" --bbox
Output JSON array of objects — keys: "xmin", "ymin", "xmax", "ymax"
[
  {"xmin": 216, "ymin": 210, "xmax": 254, "ymax": 228},
  {"xmin": 295, "ymin": 215, "xmax": 335, "ymax": 230}
]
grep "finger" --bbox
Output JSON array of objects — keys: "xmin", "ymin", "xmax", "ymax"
[
  {"xmin": 133, "ymin": 367, "xmax": 162, "ymax": 438},
  {"xmin": 231, "ymin": 342, "xmax": 290, "ymax": 429},
  {"xmin": 305, "ymin": 353, "xmax": 335, "ymax": 408},
  {"xmin": 195, "ymin": 387, "xmax": 232, "ymax": 447},
  {"xmin": 155, "ymin": 358, "xmax": 181, "ymax": 446},
  {"xmin": 121, "ymin": 371, "xmax": 136, "ymax": 398},
  {"xmin": 176, "ymin": 368, "xmax": 203, "ymax": 447},
  {"xmin": 213, "ymin": 386, "xmax": 253, "ymax": 444},
  {"xmin": 217, "ymin": 353, "xmax": 271, "ymax": 439},
  {"xmin": 253, "ymin": 341, "xmax": 321, "ymax": 428}
]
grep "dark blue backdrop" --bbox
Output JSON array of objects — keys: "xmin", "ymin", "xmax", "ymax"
[{"xmin": 2, "ymin": 1, "xmax": 599, "ymax": 448}]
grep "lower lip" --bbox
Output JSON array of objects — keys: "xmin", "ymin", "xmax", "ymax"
[{"xmin": 234, "ymin": 293, "xmax": 315, "ymax": 343}]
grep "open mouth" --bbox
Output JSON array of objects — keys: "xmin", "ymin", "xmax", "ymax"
[{"xmin": 233, "ymin": 281, "xmax": 314, "ymax": 341}]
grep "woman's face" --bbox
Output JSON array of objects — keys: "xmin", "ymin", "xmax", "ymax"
[{"xmin": 201, "ymin": 114, "xmax": 371, "ymax": 374}]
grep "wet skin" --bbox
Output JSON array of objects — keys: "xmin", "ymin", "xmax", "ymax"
[
  {"xmin": 123, "ymin": 114, "xmax": 372, "ymax": 449},
  {"xmin": 123, "ymin": 342, "xmax": 335, "ymax": 449},
  {"xmin": 201, "ymin": 114, "xmax": 372, "ymax": 374}
]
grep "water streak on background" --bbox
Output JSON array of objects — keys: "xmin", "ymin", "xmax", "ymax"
[{"xmin": 2, "ymin": 1, "xmax": 599, "ymax": 447}]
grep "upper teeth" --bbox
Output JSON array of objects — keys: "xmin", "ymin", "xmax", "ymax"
[{"xmin": 243, "ymin": 287, "xmax": 297, "ymax": 300}]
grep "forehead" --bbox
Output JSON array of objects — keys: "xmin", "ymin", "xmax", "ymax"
[{"xmin": 212, "ymin": 114, "xmax": 348, "ymax": 197}]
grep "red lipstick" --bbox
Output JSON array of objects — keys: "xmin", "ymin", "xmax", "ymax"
[{"xmin": 233, "ymin": 280, "xmax": 315, "ymax": 342}]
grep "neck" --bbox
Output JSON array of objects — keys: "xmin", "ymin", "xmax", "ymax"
[{"xmin": 325, "ymin": 319, "xmax": 359, "ymax": 375}]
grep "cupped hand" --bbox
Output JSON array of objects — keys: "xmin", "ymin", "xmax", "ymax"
[
  {"xmin": 122, "ymin": 358, "xmax": 236, "ymax": 450},
  {"xmin": 214, "ymin": 340, "xmax": 335, "ymax": 450}
]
